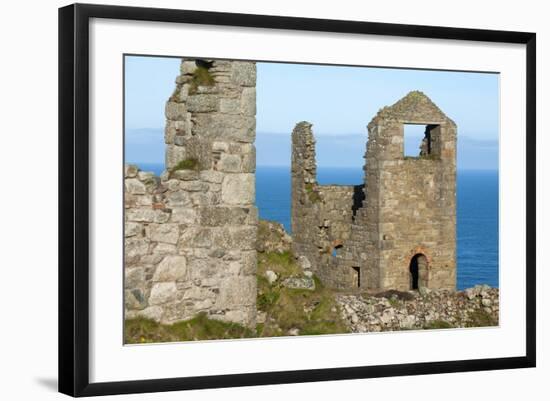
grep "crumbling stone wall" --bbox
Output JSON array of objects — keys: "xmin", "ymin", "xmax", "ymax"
[
  {"xmin": 291, "ymin": 122, "xmax": 320, "ymax": 275},
  {"xmin": 124, "ymin": 59, "xmax": 258, "ymax": 327},
  {"xmin": 292, "ymin": 91, "xmax": 456, "ymax": 291},
  {"xmin": 291, "ymin": 122, "xmax": 363, "ymax": 288}
]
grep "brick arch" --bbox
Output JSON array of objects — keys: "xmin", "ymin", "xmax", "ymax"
[
  {"xmin": 408, "ymin": 248, "xmax": 430, "ymax": 290},
  {"xmin": 407, "ymin": 246, "xmax": 432, "ymax": 267}
]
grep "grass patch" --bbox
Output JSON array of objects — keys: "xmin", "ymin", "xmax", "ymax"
[
  {"xmin": 127, "ymin": 252, "xmax": 350, "ymax": 343},
  {"xmin": 257, "ymin": 220, "xmax": 271, "ymax": 240},
  {"xmin": 466, "ymin": 308, "xmax": 497, "ymax": 328},
  {"xmin": 388, "ymin": 298, "xmax": 400, "ymax": 307},
  {"xmin": 256, "ymin": 251, "xmax": 348, "ymax": 338},
  {"xmin": 172, "ymin": 158, "xmax": 199, "ymax": 171},
  {"xmin": 257, "ymin": 286, "xmax": 280, "ymax": 312},
  {"xmin": 423, "ymin": 320, "xmax": 454, "ymax": 330},
  {"xmin": 189, "ymin": 66, "xmax": 215, "ymax": 94},
  {"xmin": 125, "ymin": 312, "xmax": 255, "ymax": 344},
  {"xmin": 257, "ymin": 250, "xmax": 301, "ymax": 277},
  {"xmin": 304, "ymin": 183, "xmax": 322, "ymax": 203}
]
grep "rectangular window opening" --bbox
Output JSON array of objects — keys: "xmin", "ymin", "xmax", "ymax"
[
  {"xmin": 403, "ymin": 124, "xmax": 439, "ymax": 158},
  {"xmin": 352, "ymin": 266, "xmax": 361, "ymax": 288},
  {"xmin": 404, "ymin": 124, "xmax": 428, "ymax": 157}
]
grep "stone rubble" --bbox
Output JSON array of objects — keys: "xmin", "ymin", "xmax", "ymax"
[
  {"xmin": 256, "ymin": 219, "xmax": 292, "ymax": 254},
  {"xmin": 336, "ymin": 285, "xmax": 499, "ymax": 332}
]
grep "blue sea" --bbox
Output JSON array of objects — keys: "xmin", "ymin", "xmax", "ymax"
[{"xmin": 135, "ymin": 163, "xmax": 499, "ymax": 290}]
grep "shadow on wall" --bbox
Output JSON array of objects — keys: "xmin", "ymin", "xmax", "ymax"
[{"xmin": 352, "ymin": 184, "xmax": 365, "ymax": 219}]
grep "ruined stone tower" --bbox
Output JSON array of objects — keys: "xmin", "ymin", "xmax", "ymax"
[
  {"xmin": 292, "ymin": 91, "xmax": 457, "ymax": 291},
  {"xmin": 124, "ymin": 59, "xmax": 258, "ymax": 327}
]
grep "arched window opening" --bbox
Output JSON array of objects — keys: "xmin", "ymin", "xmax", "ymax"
[{"xmin": 332, "ymin": 244, "xmax": 343, "ymax": 257}]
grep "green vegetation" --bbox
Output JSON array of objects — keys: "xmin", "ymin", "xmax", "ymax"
[
  {"xmin": 258, "ymin": 251, "xmax": 301, "ymax": 277},
  {"xmin": 407, "ymin": 90, "xmax": 424, "ymax": 100},
  {"xmin": 304, "ymin": 183, "xmax": 322, "ymax": 203},
  {"xmin": 168, "ymin": 158, "xmax": 200, "ymax": 178},
  {"xmin": 257, "ymin": 285, "xmax": 280, "ymax": 312},
  {"xmin": 423, "ymin": 320, "xmax": 454, "ymax": 330},
  {"xmin": 256, "ymin": 251, "xmax": 348, "ymax": 337},
  {"xmin": 125, "ymin": 313, "xmax": 255, "ymax": 344},
  {"xmin": 172, "ymin": 158, "xmax": 199, "ymax": 171},
  {"xmin": 388, "ymin": 298, "xmax": 400, "ymax": 307},
  {"xmin": 125, "ymin": 251, "xmax": 349, "ymax": 343},
  {"xmin": 189, "ymin": 66, "xmax": 215, "ymax": 94},
  {"xmin": 466, "ymin": 308, "xmax": 497, "ymax": 328},
  {"xmin": 257, "ymin": 220, "xmax": 277, "ymax": 243}
]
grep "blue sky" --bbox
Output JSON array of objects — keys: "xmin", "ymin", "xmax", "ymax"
[{"xmin": 125, "ymin": 55, "xmax": 499, "ymax": 170}]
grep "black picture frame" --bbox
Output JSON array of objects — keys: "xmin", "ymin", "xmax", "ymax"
[{"xmin": 58, "ymin": 3, "xmax": 536, "ymax": 397}]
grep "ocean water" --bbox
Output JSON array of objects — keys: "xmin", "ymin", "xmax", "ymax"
[{"xmin": 132, "ymin": 163, "xmax": 499, "ymax": 290}]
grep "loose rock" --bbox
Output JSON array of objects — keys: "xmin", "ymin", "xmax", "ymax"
[
  {"xmin": 337, "ymin": 286, "xmax": 499, "ymax": 333},
  {"xmin": 265, "ymin": 270, "xmax": 278, "ymax": 285},
  {"xmin": 282, "ymin": 277, "xmax": 315, "ymax": 291}
]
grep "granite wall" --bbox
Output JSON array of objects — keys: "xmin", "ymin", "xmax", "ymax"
[{"xmin": 124, "ymin": 59, "xmax": 258, "ymax": 327}]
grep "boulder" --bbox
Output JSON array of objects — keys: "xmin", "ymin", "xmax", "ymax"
[
  {"xmin": 282, "ymin": 277, "xmax": 315, "ymax": 291},
  {"xmin": 265, "ymin": 270, "xmax": 278, "ymax": 285},
  {"xmin": 288, "ymin": 328, "xmax": 300, "ymax": 336}
]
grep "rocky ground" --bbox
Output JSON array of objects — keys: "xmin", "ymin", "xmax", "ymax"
[
  {"xmin": 337, "ymin": 285, "xmax": 499, "ymax": 332},
  {"xmin": 257, "ymin": 218, "xmax": 499, "ymax": 334},
  {"xmin": 128, "ymin": 219, "xmax": 499, "ymax": 343}
]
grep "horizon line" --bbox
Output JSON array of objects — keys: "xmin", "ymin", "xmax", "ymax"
[
  {"xmin": 126, "ymin": 161, "xmax": 498, "ymax": 172},
  {"xmin": 125, "ymin": 127, "xmax": 499, "ymax": 142}
]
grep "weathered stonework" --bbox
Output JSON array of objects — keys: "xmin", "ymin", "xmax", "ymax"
[
  {"xmin": 124, "ymin": 59, "xmax": 257, "ymax": 327},
  {"xmin": 126, "ymin": 64, "xmax": 457, "ymax": 330},
  {"xmin": 292, "ymin": 91, "xmax": 457, "ymax": 291},
  {"xmin": 291, "ymin": 122, "xmax": 365, "ymax": 288}
]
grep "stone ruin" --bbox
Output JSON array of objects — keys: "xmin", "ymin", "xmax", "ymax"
[
  {"xmin": 292, "ymin": 92, "xmax": 457, "ymax": 291},
  {"xmin": 124, "ymin": 59, "xmax": 257, "ymax": 327},
  {"xmin": 124, "ymin": 58, "xmax": 457, "ymax": 328}
]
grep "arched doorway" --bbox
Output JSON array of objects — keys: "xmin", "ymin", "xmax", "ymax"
[{"xmin": 409, "ymin": 254, "xmax": 428, "ymax": 290}]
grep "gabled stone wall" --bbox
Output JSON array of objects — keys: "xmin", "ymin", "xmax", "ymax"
[
  {"xmin": 360, "ymin": 92, "xmax": 457, "ymax": 290},
  {"xmin": 124, "ymin": 59, "xmax": 258, "ymax": 327}
]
